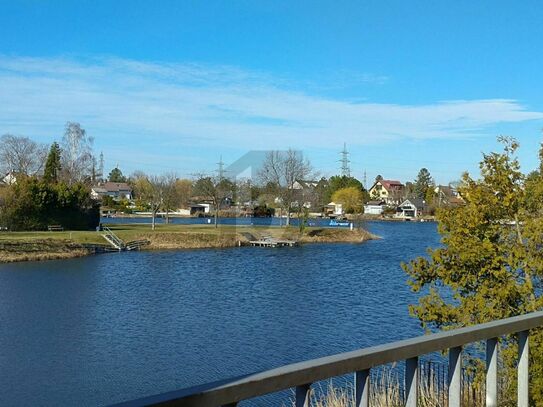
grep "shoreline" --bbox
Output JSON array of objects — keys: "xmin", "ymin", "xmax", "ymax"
[{"xmin": 0, "ymin": 225, "xmax": 378, "ymax": 264}]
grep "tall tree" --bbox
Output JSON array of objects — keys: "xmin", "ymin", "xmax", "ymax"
[
  {"xmin": 326, "ymin": 175, "xmax": 366, "ymax": 203},
  {"xmin": 414, "ymin": 167, "xmax": 433, "ymax": 199},
  {"xmin": 161, "ymin": 173, "xmax": 179, "ymax": 224},
  {"xmin": 258, "ymin": 149, "xmax": 313, "ymax": 226},
  {"xmin": 403, "ymin": 137, "xmax": 543, "ymax": 403},
  {"xmin": 133, "ymin": 174, "xmax": 164, "ymax": 230},
  {"xmin": 193, "ymin": 174, "xmax": 235, "ymax": 227},
  {"xmin": 0, "ymin": 134, "xmax": 47, "ymax": 176},
  {"xmin": 331, "ymin": 186, "xmax": 364, "ymax": 214},
  {"xmin": 43, "ymin": 142, "xmax": 62, "ymax": 183},
  {"xmin": 108, "ymin": 167, "xmax": 126, "ymax": 183},
  {"xmin": 61, "ymin": 122, "xmax": 94, "ymax": 184}
]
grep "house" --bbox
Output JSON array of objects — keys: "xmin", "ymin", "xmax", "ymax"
[
  {"xmin": 190, "ymin": 203, "xmax": 211, "ymax": 215},
  {"xmin": 396, "ymin": 198, "xmax": 425, "ymax": 218},
  {"xmin": 434, "ymin": 185, "xmax": 463, "ymax": 206},
  {"xmin": 324, "ymin": 202, "xmax": 344, "ymax": 217},
  {"xmin": 91, "ymin": 182, "xmax": 132, "ymax": 201},
  {"xmin": 292, "ymin": 179, "xmax": 323, "ymax": 209},
  {"xmin": 369, "ymin": 180, "xmax": 405, "ymax": 205},
  {"xmin": 2, "ymin": 171, "xmax": 18, "ymax": 186},
  {"xmin": 292, "ymin": 180, "xmax": 320, "ymax": 190},
  {"xmin": 364, "ymin": 200, "xmax": 386, "ymax": 215}
]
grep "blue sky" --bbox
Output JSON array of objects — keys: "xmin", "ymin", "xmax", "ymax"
[{"xmin": 1, "ymin": 0, "xmax": 542, "ymax": 184}]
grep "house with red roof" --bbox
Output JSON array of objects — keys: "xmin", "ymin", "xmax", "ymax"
[{"xmin": 368, "ymin": 179, "xmax": 405, "ymax": 205}]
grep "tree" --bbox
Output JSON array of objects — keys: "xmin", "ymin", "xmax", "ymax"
[
  {"xmin": 402, "ymin": 137, "xmax": 543, "ymax": 403},
  {"xmin": 61, "ymin": 122, "xmax": 94, "ymax": 184},
  {"xmin": 193, "ymin": 174, "xmax": 235, "ymax": 227},
  {"xmin": 43, "ymin": 142, "xmax": 62, "ymax": 183},
  {"xmin": 108, "ymin": 167, "xmax": 126, "ymax": 183},
  {"xmin": 414, "ymin": 168, "xmax": 433, "ymax": 199},
  {"xmin": 134, "ymin": 174, "xmax": 164, "ymax": 230},
  {"xmin": 326, "ymin": 175, "xmax": 366, "ymax": 203},
  {"xmin": 331, "ymin": 186, "xmax": 364, "ymax": 214},
  {"xmin": 161, "ymin": 173, "xmax": 179, "ymax": 224},
  {"xmin": 258, "ymin": 149, "xmax": 313, "ymax": 226},
  {"xmin": 0, "ymin": 177, "xmax": 99, "ymax": 231},
  {"xmin": 175, "ymin": 179, "xmax": 193, "ymax": 208},
  {"xmin": 0, "ymin": 134, "xmax": 47, "ymax": 176}
]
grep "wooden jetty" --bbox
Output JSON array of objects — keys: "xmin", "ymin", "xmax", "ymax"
[{"xmin": 248, "ymin": 236, "xmax": 298, "ymax": 247}]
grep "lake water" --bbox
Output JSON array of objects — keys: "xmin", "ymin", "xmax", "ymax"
[{"xmin": 0, "ymin": 221, "xmax": 440, "ymax": 406}]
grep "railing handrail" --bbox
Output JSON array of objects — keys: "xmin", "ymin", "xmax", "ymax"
[{"xmin": 114, "ymin": 310, "xmax": 543, "ymax": 407}]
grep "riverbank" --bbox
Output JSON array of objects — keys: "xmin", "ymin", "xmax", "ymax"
[{"xmin": 0, "ymin": 224, "xmax": 377, "ymax": 263}]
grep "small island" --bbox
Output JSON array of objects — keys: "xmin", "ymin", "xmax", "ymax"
[{"xmin": 0, "ymin": 224, "xmax": 377, "ymax": 263}]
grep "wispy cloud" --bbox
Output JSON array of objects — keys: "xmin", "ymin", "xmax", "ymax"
[{"xmin": 0, "ymin": 55, "xmax": 542, "ymax": 171}]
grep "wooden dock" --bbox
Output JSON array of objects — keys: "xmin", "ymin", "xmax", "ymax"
[{"xmin": 248, "ymin": 237, "xmax": 298, "ymax": 247}]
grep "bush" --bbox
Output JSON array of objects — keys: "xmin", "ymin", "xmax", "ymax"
[{"xmin": 0, "ymin": 178, "xmax": 99, "ymax": 231}]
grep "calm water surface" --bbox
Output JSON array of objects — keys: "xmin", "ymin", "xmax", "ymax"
[{"xmin": 0, "ymin": 221, "xmax": 440, "ymax": 406}]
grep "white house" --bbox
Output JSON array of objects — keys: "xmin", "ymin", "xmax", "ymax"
[
  {"xmin": 2, "ymin": 172, "xmax": 17, "ymax": 186},
  {"xmin": 91, "ymin": 182, "xmax": 133, "ymax": 201},
  {"xmin": 396, "ymin": 198, "xmax": 425, "ymax": 218},
  {"xmin": 190, "ymin": 203, "xmax": 211, "ymax": 215},
  {"xmin": 324, "ymin": 202, "xmax": 344, "ymax": 217},
  {"xmin": 364, "ymin": 200, "xmax": 386, "ymax": 215}
]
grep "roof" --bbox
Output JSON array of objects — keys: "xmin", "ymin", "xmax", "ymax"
[
  {"xmin": 293, "ymin": 179, "xmax": 319, "ymax": 189},
  {"xmin": 380, "ymin": 180, "xmax": 404, "ymax": 189},
  {"xmin": 102, "ymin": 182, "xmax": 132, "ymax": 192},
  {"xmin": 366, "ymin": 200, "xmax": 386, "ymax": 206},
  {"xmin": 369, "ymin": 179, "xmax": 404, "ymax": 191},
  {"xmin": 399, "ymin": 198, "xmax": 425, "ymax": 209}
]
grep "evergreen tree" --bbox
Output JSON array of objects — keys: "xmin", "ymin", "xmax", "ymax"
[
  {"xmin": 43, "ymin": 142, "xmax": 62, "ymax": 183},
  {"xmin": 108, "ymin": 167, "xmax": 126, "ymax": 183},
  {"xmin": 414, "ymin": 167, "xmax": 433, "ymax": 199},
  {"xmin": 403, "ymin": 137, "xmax": 543, "ymax": 403}
]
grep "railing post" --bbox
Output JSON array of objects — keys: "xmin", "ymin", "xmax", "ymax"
[
  {"xmin": 518, "ymin": 330, "xmax": 529, "ymax": 407},
  {"xmin": 295, "ymin": 383, "xmax": 311, "ymax": 407},
  {"xmin": 355, "ymin": 369, "xmax": 370, "ymax": 407},
  {"xmin": 486, "ymin": 337, "xmax": 498, "ymax": 407},
  {"xmin": 405, "ymin": 357, "xmax": 418, "ymax": 407},
  {"xmin": 448, "ymin": 346, "xmax": 462, "ymax": 407}
]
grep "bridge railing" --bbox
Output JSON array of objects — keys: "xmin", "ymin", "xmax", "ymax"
[{"xmin": 116, "ymin": 311, "xmax": 543, "ymax": 407}]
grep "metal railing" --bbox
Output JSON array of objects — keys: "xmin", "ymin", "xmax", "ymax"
[{"xmin": 115, "ymin": 311, "xmax": 543, "ymax": 407}]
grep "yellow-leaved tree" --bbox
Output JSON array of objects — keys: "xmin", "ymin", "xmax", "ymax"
[{"xmin": 403, "ymin": 137, "xmax": 543, "ymax": 404}]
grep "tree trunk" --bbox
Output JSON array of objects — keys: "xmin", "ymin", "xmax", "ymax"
[
  {"xmin": 214, "ymin": 209, "xmax": 218, "ymax": 228},
  {"xmin": 286, "ymin": 208, "xmax": 291, "ymax": 226},
  {"xmin": 152, "ymin": 210, "xmax": 156, "ymax": 230},
  {"xmin": 166, "ymin": 208, "xmax": 170, "ymax": 224}
]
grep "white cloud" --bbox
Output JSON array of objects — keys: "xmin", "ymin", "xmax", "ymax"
[{"xmin": 0, "ymin": 55, "xmax": 542, "ymax": 157}]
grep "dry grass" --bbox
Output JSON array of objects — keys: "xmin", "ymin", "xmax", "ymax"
[
  {"xmin": 0, "ymin": 224, "xmax": 377, "ymax": 263},
  {"xmin": 289, "ymin": 366, "xmax": 489, "ymax": 407},
  {"xmin": 0, "ymin": 239, "xmax": 90, "ymax": 263}
]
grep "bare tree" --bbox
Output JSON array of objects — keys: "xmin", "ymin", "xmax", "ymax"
[
  {"xmin": 193, "ymin": 173, "xmax": 234, "ymax": 228},
  {"xmin": 61, "ymin": 122, "xmax": 95, "ymax": 184},
  {"xmin": 161, "ymin": 173, "xmax": 179, "ymax": 224},
  {"xmin": 0, "ymin": 134, "xmax": 47, "ymax": 176},
  {"xmin": 133, "ymin": 173, "xmax": 164, "ymax": 230},
  {"xmin": 258, "ymin": 149, "xmax": 313, "ymax": 226}
]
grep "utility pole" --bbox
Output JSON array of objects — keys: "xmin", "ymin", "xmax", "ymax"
[
  {"xmin": 98, "ymin": 152, "xmax": 104, "ymax": 181},
  {"xmin": 363, "ymin": 170, "xmax": 367, "ymax": 190},
  {"xmin": 216, "ymin": 156, "xmax": 226, "ymax": 180},
  {"xmin": 340, "ymin": 142, "xmax": 351, "ymax": 177}
]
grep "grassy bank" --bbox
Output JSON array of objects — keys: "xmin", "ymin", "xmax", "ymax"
[{"xmin": 0, "ymin": 224, "xmax": 377, "ymax": 263}]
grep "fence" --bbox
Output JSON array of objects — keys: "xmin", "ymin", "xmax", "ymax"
[{"xmin": 116, "ymin": 311, "xmax": 543, "ymax": 407}]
